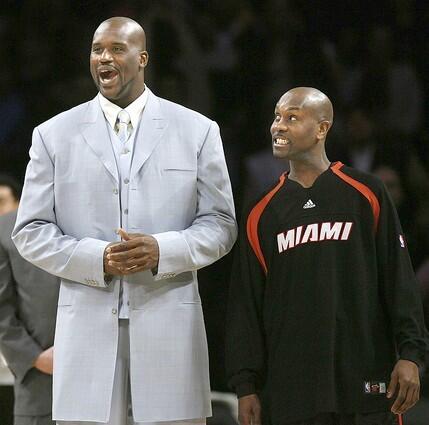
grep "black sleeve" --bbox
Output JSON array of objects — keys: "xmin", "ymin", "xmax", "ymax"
[
  {"xmin": 225, "ymin": 213, "xmax": 267, "ymax": 397},
  {"xmin": 376, "ymin": 184, "xmax": 428, "ymax": 367}
]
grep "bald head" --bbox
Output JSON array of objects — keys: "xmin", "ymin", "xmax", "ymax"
[
  {"xmin": 94, "ymin": 17, "xmax": 146, "ymax": 50},
  {"xmin": 90, "ymin": 16, "xmax": 149, "ymax": 108},
  {"xmin": 279, "ymin": 87, "xmax": 333, "ymax": 126},
  {"xmin": 271, "ymin": 87, "xmax": 335, "ymax": 161}
]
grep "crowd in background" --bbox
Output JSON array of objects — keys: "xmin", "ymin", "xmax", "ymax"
[{"xmin": 0, "ymin": 0, "xmax": 428, "ymax": 400}]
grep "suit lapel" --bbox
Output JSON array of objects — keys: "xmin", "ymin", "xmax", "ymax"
[
  {"xmin": 80, "ymin": 97, "xmax": 119, "ymax": 183},
  {"xmin": 130, "ymin": 89, "xmax": 167, "ymax": 181}
]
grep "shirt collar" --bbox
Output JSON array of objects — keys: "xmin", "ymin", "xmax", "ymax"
[{"xmin": 98, "ymin": 85, "xmax": 149, "ymax": 130}]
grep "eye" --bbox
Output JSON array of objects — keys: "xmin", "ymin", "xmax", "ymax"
[
  {"xmin": 92, "ymin": 47, "xmax": 102, "ymax": 53},
  {"xmin": 288, "ymin": 115, "xmax": 297, "ymax": 121},
  {"xmin": 274, "ymin": 113, "xmax": 280, "ymax": 121},
  {"xmin": 113, "ymin": 46, "xmax": 125, "ymax": 53}
]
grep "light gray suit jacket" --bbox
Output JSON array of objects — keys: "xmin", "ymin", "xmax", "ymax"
[
  {"xmin": 0, "ymin": 210, "xmax": 59, "ymax": 418},
  {"xmin": 12, "ymin": 88, "xmax": 237, "ymax": 422}
]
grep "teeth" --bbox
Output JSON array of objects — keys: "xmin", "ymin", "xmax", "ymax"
[{"xmin": 275, "ymin": 138, "xmax": 289, "ymax": 145}]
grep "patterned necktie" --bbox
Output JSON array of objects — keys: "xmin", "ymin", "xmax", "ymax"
[{"xmin": 115, "ymin": 110, "xmax": 132, "ymax": 143}]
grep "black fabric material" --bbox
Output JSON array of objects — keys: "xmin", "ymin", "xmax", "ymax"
[
  {"xmin": 285, "ymin": 411, "xmax": 398, "ymax": 425},
  {"xmin": 226, "ymin": 163, "xmax": 427, "ymax": 424}
]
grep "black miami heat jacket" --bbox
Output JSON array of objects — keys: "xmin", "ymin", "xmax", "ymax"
[{"xmin": 226, "ymin": 162, "xmax": 427, "ymax": 424}]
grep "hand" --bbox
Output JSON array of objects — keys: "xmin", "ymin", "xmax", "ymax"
[
  {"xmin": 103, "ymin": 241, "xmax": 124, "ymax": 276},
  {"xmin": 238, "ymin": 394, "xmax": 261, "ymax": 425},
  {"xmin": 34, "ymin": 346, "xmax": 53, "ymax": 375},
  {"xmin": 105, "ymin": 229, "xmax": 159, "ymax": 275},
  {"xmin": 387, "ymin": 359, "xmax": 420, "ymax": 414}
]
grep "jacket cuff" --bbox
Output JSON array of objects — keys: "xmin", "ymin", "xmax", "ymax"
[
  {"xmin": 71, "ymin": 238, "xmax": 110, "ymax": 288},
  {"xmin": 400, "ymin": 345, "xmax": 425, "ymax": 368},
  {"xmin": 5, "ymin": 343, "xmax": 42, "ymax": 383},
  {"xmin": 151, "ymin": 231, "xmax": 192, "ymax": 280},
  {"xmin": 235, "ymin": 382, "xmax": 257, "ymax": 398}
]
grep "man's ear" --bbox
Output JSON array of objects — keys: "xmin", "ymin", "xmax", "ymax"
[
  {"xmin": 317, "ymin": 120, "xmax": 331, "ymax": 140},
  {"xmin": 140, "ymin": 51, "xmax": 149, "ymax": 68}
]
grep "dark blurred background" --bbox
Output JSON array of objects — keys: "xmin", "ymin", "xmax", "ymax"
[{"xmin": 0, "ymin": 0, "xmax": 429, "ymax": 421}]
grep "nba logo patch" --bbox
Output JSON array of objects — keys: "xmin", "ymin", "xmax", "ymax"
[
  {"xmin": 364, "ymin": 381, "xmax": 387, "ymax": 394},
  {"xmin": 399, "ymin": 234, "xmax": 405, "ymax": 248}
]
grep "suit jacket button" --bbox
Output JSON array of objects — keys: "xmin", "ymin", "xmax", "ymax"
[
  {"xmin": 112, "ymin": 308, "xmax": 117, "ymax": 315},
  {"xmin": 113, "ymin": 188, "xmax": 119, "ymax": 195}
]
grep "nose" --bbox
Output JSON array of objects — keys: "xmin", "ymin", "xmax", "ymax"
[
  {"xmin": 100, "ymin": 49, "xmax": 113, "ymax": 62},
  {"xmin": 271, "ymin": 120, "xmax": 288, "ymax": 135}
]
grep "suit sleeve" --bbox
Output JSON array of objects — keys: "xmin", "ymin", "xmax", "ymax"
[
  {"xmin": 152, "ymin": 121, "xmax": 237, "ymax": 278},
  {"xmin": 12, "ymin": 127, "xmax": 109, "ymax": 288},
  {"xmin": 376, "ymin": 184, "xmax": 428, "ymax": 367},
  {"xmin": 225, "ymin": 213, "xmax": 266, "ymax": 397},
  {"xmin": 0, "ymin": 238, "xmax": 42, "ymax": 382}
]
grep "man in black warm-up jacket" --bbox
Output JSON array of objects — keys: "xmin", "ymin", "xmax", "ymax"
[{"xmin": 226, "ymin": 87, "xmax": 427, "ymax": 425}]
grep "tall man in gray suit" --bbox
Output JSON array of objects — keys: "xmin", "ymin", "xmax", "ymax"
[
  {"xmin": 0, "ymin": 175, "xmax": 60, "ymax": 425},
  {"xmin": 13, "ymin": 17, "xmax": 237, "ymax": 425}
]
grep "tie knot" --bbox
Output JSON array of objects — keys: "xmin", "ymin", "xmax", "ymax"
[{"xmin": 117, "ymin": 110, "xmax": 131, "ymax": 125}]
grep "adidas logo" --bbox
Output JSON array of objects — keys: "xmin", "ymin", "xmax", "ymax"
[{"xmin": 303, "ymin": 199, "xmax": 316, "ymax": 209}]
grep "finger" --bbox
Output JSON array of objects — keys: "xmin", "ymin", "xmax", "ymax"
[
  {"xmin": 124, "ymin": 256, "xmax": 149, "ymax": 267},
  {"xmin": 107, "ymin": 260, "xmax": 131, "ymax": 270},
  {"xmin": 397, "ymin": 385, "xmax": 419, "ymax": 414},
  {"xmin": 407, "ymin": 386, "xmax": 419, "ymax": 410},
  {"xmin": 122, "ymin": 254, "xmax": 157, "ymax": 268},
  {"xmin": 105, "ymin": 265, "xmax": 124, "ymax": 276},
  {"xmin": 107, "ymin": 238, "xmax": 144, "ymax": 253},
  {"xmin": 106, "ymin": 261, "xmax": 132, "ymax": 275},
  {"xmin": 124, "ymin": 232, "xmax": 142, "ymax": 239},
  {"xmin": 117, "ymin": 228, "xmax": 131, "ymax": 241},
  {"xmin": 123, "ymin": 255, "xmax": 158, "ymax": 271},
  {"xmin": 238, "ymin": 414, "xmax": 250, "ymax": 425},
  {"xmin": 116, "ymin": 228, "xmax": 143, "ymax": 239},
  {"xmin": 253, "ymin": 407, "xmax": 262, "ymax": 425},
  {"xmin": 396, "ymin": 392, "xmax": 411, "ymax": 414},
  {"xmin": 105, "ymin": 241, "xmax": 122, "ymax": 252},
  {"xmin": 117, "ymin": 229, "xmax": 143, "ymax": 241},
  {"xmin": 387, "ymin": 373, "xmax": 398, "ymax": 399},
  {"xmin": 122, "ymin": 265, "xmax": 148, "ymax": 275},
  {"xmin": 121, "ymin": 264, "xmax": 139, "ymax": 274},
  {"xmin": 108, "ymin": 247, "xmax": 144, "ymax": 261},
  {"xmin": 106, "ymin": 242, "xmax": 127, "ymax": 253},
  {"xmin": 391, "ymin": 384, "xmax": 409, "ymax": 414},
  {"xmin": 109, "ymin": 259, "xmax": 149, "ymax": 274}
]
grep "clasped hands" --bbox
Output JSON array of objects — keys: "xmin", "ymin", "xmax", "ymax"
[{"xmin": 104, "ymin": 228, "xmax": 159, "ymax": 276}]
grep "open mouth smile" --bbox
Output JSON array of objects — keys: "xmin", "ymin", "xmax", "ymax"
[
  {"xmin": 273, "ymin": 137, "xmax": 291, "ymax": 147},
  {"xmin": 98, "ymin": 68, "xmax": 119, "ymax": 86}
]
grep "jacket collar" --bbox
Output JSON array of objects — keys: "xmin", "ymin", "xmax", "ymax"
[{"xmin": 80, "ymin": 87, "xmax": 167, "ymax": 183}]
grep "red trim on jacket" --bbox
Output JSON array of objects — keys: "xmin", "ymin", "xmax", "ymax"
[
  {"xmin": 331, "ymin": 162, "xmax": 380, "ymax": 232},
  {"xmin": 246, "ymin": 173, "xmax": 287, "ymax": 274}
]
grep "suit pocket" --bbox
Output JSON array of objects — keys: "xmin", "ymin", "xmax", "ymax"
[
  {"xmin": 163, "ymin": 167, "xmax": 196, "ymax": 172},
  {"xmin": 163, "ymin": 155, "xmax": 197, "ymax": 172}
]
